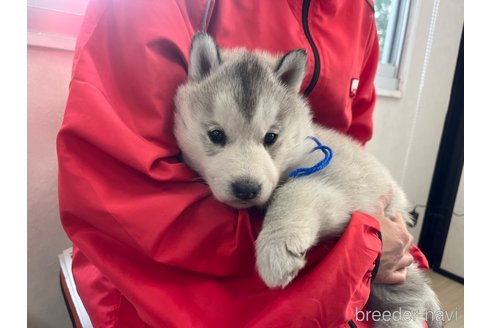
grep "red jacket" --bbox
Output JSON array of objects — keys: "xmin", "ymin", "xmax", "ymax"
[{"xmin": 57, "ymin": 0, "xmax": 426, "ymax": 327}]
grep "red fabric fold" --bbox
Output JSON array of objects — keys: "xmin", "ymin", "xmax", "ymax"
[{"xmin": 70, "ymin": 213, "xmax": 382, "ymax": 327}]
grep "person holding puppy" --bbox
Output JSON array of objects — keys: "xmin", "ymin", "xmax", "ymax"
[{"xmin": 57, "ymin": 0, "xmax": 423, "ymax": 327}]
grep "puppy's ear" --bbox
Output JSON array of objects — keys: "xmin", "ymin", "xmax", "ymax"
[
  {"xmin": 189, "ymin": 32, "xmax": 221, "ymax": 82},
  {"xmin": 274, "ymin": 49, "xmax": 307, "ymax": 92}
]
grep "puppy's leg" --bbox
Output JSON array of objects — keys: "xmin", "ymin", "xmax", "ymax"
[{"xmin": 256, "ymin": 178, "xmax": 350, "ymax": 288}]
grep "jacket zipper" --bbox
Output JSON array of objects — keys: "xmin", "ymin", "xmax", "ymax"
[{"xmin": 302, "ymin": 0, "xmax": 320, "ymax": 97}]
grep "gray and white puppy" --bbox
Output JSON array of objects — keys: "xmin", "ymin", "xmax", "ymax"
[{"xmin": 174, "ymin": 33, "xmax": 442, "ymax": 328}]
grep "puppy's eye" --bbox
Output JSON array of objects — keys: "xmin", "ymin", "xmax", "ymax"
[
  {"xmin": 208, "ymin": 129, "xmax": 226, "ymax": 145},
  {"xmin": 264, "ymin": 132, "xmax": 278, "ymax": 146}
]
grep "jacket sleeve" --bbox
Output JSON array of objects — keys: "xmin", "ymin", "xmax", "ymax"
[{"xmin": 347, "ymin": 19, "xmax": 380, "ymax": 145}]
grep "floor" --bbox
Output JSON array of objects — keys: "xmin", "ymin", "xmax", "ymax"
[{"xmin": 426, "ymin": 270, "xmax": 464, "ymax": 327}]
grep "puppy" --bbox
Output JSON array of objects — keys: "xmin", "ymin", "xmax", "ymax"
[{"xmin": 174, "ymin": 33, "xmax": 442, "ymax": 328}]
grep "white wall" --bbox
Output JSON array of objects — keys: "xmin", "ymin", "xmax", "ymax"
[
  {"xmin": 367, "ymin": 0, "xmax": 464, "ymax": 242},
  {"xmin": 28, "ymin": 46, "xmax": 72, "ymax": 328}
]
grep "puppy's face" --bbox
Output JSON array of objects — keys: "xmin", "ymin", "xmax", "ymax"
[{"xmin": 174, "ymin": 33, "xmax": 312, "ymax": 208}]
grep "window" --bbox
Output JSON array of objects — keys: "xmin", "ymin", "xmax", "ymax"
[{"xmin": 375, "ymin": 0, "xmax": 412, "ymax": 93}]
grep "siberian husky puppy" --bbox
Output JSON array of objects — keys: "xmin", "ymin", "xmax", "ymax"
[{"xmin": 174, "ymin": 33, "xmax": 442, "ymax": 328}]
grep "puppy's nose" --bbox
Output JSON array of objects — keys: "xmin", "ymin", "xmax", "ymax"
[{"xmin": 231, "ymin": 179, "xmax": 261, "ymax": 200}]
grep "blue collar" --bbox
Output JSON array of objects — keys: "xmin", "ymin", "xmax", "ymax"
[{"xmin": 288, "ymin": 136, "xmax": 334, "ymax": 178}]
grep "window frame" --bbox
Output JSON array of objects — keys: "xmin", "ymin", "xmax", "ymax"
[{"xmin": 375, "ymin": 0, "xmax": 413, "ymax": 97}]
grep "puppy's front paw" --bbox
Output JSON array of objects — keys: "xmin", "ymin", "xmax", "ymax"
[{"xmin": 255, "ymin": 229, "xmax": 314, "ymax": 288}]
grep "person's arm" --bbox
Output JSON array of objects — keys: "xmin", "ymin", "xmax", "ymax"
[{"xmin": 344, "ymin": 18, "xmax": 418, "ymax": 284}]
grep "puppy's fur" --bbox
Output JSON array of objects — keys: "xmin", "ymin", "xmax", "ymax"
[{"xmin": 174, "ymin": 33, "xmax": 442, "ymax": 328}]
